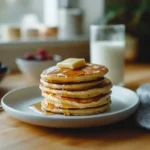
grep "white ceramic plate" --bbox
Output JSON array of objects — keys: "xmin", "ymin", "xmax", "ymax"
[{"xmin": 2, "ymin": 85, "xmax": 139, "ymax": 128}]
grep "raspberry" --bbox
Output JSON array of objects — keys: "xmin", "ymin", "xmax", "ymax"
[
  {"xmin": 24, "ymin": 52, "xmax": 35, "ymax": 60},
  {"xmin": 37, "ymin": 48, "xmax": 48, "ymax": 56}
]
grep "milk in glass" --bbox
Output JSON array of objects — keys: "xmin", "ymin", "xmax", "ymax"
[{"xmin": 90, "ymin": 41, "xmax": 125, "ymax": 85}]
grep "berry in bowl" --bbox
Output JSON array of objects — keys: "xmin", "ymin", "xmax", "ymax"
[
  {"xmin": 16, "ymin": 49, "xmax": 61, "ymax": 82},
  {"xmin": 0, "ymin": 62, "xmax": 9, "ymax": 82}
]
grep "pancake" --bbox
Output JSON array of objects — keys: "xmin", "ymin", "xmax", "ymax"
[
  {"xmin": 42, "ymin": 92, "xmax": 111, "ymax": 109},
  {"xmin": 41, "ymin": 99, "xmax": 110, "ymax": 116},
  {"xmin": 40, "ymin": 77, "xmax": 104, "ymax": 91},
  {"xmin": 39, "ymin": 59, "xmax": 112, "ymax": 116},
  {"xmin": 39, "ymin": 78, "xmax": 112, "ymax": 99},
  {"xmin": 41, "ymin": 63, "xmax": 108, "ymax": 83}
]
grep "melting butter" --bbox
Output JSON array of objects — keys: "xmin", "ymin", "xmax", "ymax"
[{"xmin": 57, "ymin": 58, "xmax": 86, "ymax": 70}]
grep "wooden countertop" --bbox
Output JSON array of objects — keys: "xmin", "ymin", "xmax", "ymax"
[{"xmin": 0, "ymin": 63, "xmax": 150, "ymax": 150}]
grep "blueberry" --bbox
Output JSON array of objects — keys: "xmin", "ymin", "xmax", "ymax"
[{"xmin": 0, "ymin": 66, "xmax": 8, "ymax": 73}]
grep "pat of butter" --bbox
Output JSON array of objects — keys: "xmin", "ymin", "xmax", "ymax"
[{"xmin": 57, "ymin": 58, "xmax": 86, "ymax": 69}]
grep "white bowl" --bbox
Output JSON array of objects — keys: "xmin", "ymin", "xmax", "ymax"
[{"xmin": 16, "ymin": 55, "xmax": 61, "ymax": 82}]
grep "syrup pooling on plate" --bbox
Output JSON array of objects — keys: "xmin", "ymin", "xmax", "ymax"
[
  {"xmin": 29, "ymin": 102, "xmax": 54, "ymax": 115},
  {"xmin": 29, "ymin": 85, "xmax": 71, "ymax": 116}
]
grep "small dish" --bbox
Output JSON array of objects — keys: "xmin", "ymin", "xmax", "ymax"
[{"xmin": 16, "ymin": 55, "xmax": 61, "ymax": 82}]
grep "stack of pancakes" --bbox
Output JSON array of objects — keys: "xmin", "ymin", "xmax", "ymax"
[{"xmin": 40, "ymin": 63, "xmax": 112, "ymax": 116}]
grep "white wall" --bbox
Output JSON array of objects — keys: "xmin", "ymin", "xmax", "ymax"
[
  {"xmin": 43, "ymin": 0, "xmax": 105, "ymax": 34},
  {"xmin": 0, "ymin": 0, "xmax": 43, "ymax": 24},
  {"xmin": 0, "ymin": 0, "xmax": 104, "ymax": 33},
  {"xmin": 43, "ymin": 0, "xmax": 58, "ymax": 26},
  {"xmin": 78, "ymin": 0, "xmax": 104, "ymax": 34}
]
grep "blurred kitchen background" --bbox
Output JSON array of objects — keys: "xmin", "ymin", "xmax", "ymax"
[{"xmin": 0, "ymin": 0, "xmax": 150, "ymax": 70}]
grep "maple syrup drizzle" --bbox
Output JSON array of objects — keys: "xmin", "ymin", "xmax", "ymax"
[
  {"xmin": 59, "ymin": 84, "xmax": 70, "ymax": 116},
  {"xmin": 29, "ymin": 84, "xmax": 71, "ymax": 116},
  {"xmin": 43, "ymin": 63, "xmax": 106, "ymax": 78},
  {"xmin": 28, "ymin": 102, "xmax": 54, "ymax": 115}
]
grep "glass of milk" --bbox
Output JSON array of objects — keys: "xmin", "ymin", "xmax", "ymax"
[{"xmin": 90, "ymin": 25, "xmax": 125, "ymax": 85}]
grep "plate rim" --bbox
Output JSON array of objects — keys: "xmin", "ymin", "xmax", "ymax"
[{"xmin": 2, "ymin": 85, "xmax": 140, "ymax": 120}]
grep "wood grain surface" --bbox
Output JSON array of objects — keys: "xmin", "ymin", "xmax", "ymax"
[{"xmin": 0, "ymin": 64, "xmax": 150, "ymax": 150}]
